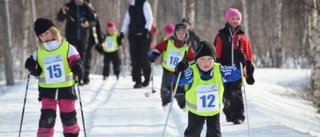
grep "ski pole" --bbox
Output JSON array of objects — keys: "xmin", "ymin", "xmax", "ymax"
[
  {"xmin": 75, "ymin": 77, "xmax": 87, "ymax": 137},
  {"xmin": 18, "ymin": 74, "xmax": 30, "ymax": 137},
  {"xmin": 161, "ymin": 72, "xmax": 182, "ymax": 137},
  {"xmin": 240, "ymin": 63, "xmax": 252, "ymax": 137}
]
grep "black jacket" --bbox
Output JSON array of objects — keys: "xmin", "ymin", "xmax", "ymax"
[{"xmin": 57, "ymin": 1, "xmax": 96, "ymax": 41}]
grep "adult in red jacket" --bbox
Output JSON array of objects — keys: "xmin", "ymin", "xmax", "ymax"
[{"xmin": 213, "ymin": 8, "xmax": 255, "ymax": 125}]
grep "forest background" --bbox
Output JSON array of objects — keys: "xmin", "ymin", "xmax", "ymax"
[{"xmin": 1, "ymin": 0, "xmax": 320, "ymax": 112}]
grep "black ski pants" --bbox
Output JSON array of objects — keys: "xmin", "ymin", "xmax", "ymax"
[
  {"xmin": 184, "ymin": 112, "xmax": 221, "ymax": 137},
  {"xmin": 127, "ymin": 33, "xmax": 151, "ymax": 83},
  {"xmin": 103, "ymin": 51, "xmax": 121, "ymax": 77},
  {"xmin": 223, "ymin": 79, "xmax": 245, "ymax": 121}
]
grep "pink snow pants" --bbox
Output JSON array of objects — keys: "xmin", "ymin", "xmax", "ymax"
[{"xmin": 37, "ymin": 98, "xmax": 80, "ymax": 137}]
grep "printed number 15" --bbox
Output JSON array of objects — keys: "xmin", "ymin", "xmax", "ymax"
[{"xmin": 46, "ymin": 64, "xmax": 62, "ymax": 78}]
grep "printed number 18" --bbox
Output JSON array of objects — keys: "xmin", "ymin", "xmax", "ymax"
[{"xmin": 169, "ymin": 56, "xmax": 179, "ymax": 65}]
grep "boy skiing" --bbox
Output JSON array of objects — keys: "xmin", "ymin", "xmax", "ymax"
[
  {"xmin": 25, "ymin": 18, "xmax": 83, "ymax": 137},
  {"xmin": 148, "ymin": 23, "xmax": 194, "ymax": 108},
  {"xmin": 173, "ymin": 41, "xmax": 240, "ymax": 137},
  {"xmin": 95, "ymin": 21, "xmax": 122, "ymax": 80},
  {"xmin": 213, "ymin": 8, "xmax": 255, "ymax": 124}
]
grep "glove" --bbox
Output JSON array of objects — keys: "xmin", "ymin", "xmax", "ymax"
[
  {"xmin": 143, "ymin": 29, "xmax": 150, "ymax": 39},
  {"xmin": 246, "ymin": 60, "xmax": 255, "ymax": 85},
  {"xmin": 246, "ymin": 75, "xmax": 255, "ymax": 85},
  {"xmin": 147, "ymin": 51, "xmax": 160, "ymax": 62},
  {"xmin": 25, "ymin": 55, "xmax": 37, "ymax": 71},
  {"xmin": 117, "ymin": 36, "xmax": 123, "ymax": 46},
  {"xmin": 95, "ymin": 44, "xmax": 104, "ymax": 54},
  {"xmin": 71, "ymin": 58, "xmax": 84, "ymax": 82},
  {"xmin": 119, "ymin": 32, "xmax": 124, "ymax": 42},
  {"xmin": 175, "ymin": 60, "xmax": 188, "ymax": 75},
  {"xmin": 221, "ymin": 65, "xmax": 241, "ymax": 82},
  {"xmin": 25, "ymin": 55, "xmax": 42, "ymax": 76},
  {"xmin": 174, "ymin": 87, "xmax": 186, "ymax": 109}
]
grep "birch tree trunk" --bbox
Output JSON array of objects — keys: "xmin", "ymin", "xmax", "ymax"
[
  {"xmin": 20, "ymin": 0, "xmax": 30, "ymax": 79},
  {"xmin": 182, "ymin": 0, "xmax": 186, "ymax": 18},
  {"xmin": 311, "ymin": 0, "xmax": 320, "ymax": 112},
  {"xmin": 274, "ymin": 0, "xmax": 283, "ymax": 68},
  {"xmin": 241, "ymin": 0, "xmax": 249, "ymax": 38},
  {"xmin": 0, "ymin": 0, "xmax": 15, "ymax": 85},
  {"xmin": 188, "ymin": 0, "xmax": 195, "ymax": 28}
]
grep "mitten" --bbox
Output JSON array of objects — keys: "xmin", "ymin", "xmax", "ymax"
[
  {"xmin": 174, "ymin": 87, "xmax": 186, "ymax": 109},
  {"xmin": 147, "ymin": 51, "xmax": 160, "ymax": 62},
  {"xmin": 117, "ymin": 36, "xmax": 122, "ymax": 46},
  {"xmin": 143, "ymin": 29, "xmax": 150, "ymax": 39},
  {"xmin": 246, "ymin": 75, "xmax": 255, "ymax": 85},
  {"xmin": 175, "ymin": 60, "xmax": 188, "ymax": 75},
  {"xmin": 119, "ymin": 32, "xmax": 124, "ymax": 42},
  {"xmin": 246, "ymin": 60, "xmax": 255, "ymax": 85},
  {"xmin": 71, "ymin": 58, "xmax": 84, "ymax": 82},
  {"xmin": 25, "ymin": 55, "xmax": 42, "ymax": 76},
  {"xmin": 25, "ymin": 55, "xmax": 37, "ymax": 71},
  {"xmin": 95, "ymin": 44, "xmax": 104, "ymax": 54}
]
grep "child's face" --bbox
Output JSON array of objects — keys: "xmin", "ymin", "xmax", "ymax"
[
  {"xmin": 196, "ymin": 56, "xmax": 214, "ymax": 72},
  {"xmin": 39, "ymin": 30, "xmax": 55, "ymax": 43},
  {"xmin": 228, "ymin": 16, "xmax": 241, "ymax": 29},
  {"xmin": 175, "ymin": 30, "xmax": 187, "ymax": 41},
  {"xmin": 107, "ymin": 27, "xmax": 116, "ymax": 35}
]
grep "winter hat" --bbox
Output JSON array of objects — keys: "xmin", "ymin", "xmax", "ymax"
[
  {"xmin": 174, "ymin": 23, "xmax": 187, "ymax": 32},
  {"xmin": 106, "ymin": 21, "xmax": 116, "ymax": 28},
  {"xmin": 194, "ymin": 41, "xmax": 216, "ymax": 61},
  {"xmin": 225, "ymin": 8, "xmax": 242, "ymax": 23},
  {"xmin": 173, "ymin": 23, "xmax": 189, "ymax": 44},
  {"xmin": 34, "ymin": 18, "xmax": 55, "ymax": 36},
  {"xmin": 164, "ymin": 23, "xmax": 174, "ymax": 35}
]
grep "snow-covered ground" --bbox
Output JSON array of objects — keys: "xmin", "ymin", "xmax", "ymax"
[{"xmin": 0, "ymin": 67, "xmax": 319, "ymax": 137}]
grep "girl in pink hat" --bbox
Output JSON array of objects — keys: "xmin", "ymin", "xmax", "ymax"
[{"xmin": 213, "ymin": 8, "xmax": 255, "ymax": 125}]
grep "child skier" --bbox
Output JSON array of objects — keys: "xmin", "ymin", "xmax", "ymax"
[
  {"xmin": 95, "ymin": 21, "xmax": 122, "ymax": 80},
  {"xmin": 24, "ymin": 18, "xmax": 83, "ymax": 137},
  {"xmin": 173, "ymin": 41, "xmax": 240, "ymax": 137},
  {"xmin": 148, "ymin": 23, "xmax": 194, "ymax": 107},
  {"xmin": 213, "ymin": 8, "xmax": 255, "ymax": 124}
]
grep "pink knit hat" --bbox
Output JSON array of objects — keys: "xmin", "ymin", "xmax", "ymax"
[
  {"xmin": 225, "ymin": 8, "xmax": 242, "ymax": 23},
  {"xmin": 164, "ymin": 23, "xmax": 174, "ymax": 35}
]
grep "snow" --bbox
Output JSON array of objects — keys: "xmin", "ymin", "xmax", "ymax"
[{"xmin": 0, "ymin": 67, "xmax": 320, "ymax": 137}]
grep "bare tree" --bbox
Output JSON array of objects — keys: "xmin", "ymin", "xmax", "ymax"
[
  {"xmin": 0, "ymin": 0, "xmax": 15, "ymax": 85},
  {"xmin": 311, "ymin": 0, "xmax": 320, "ymax": 112},
  {"xmin": 274, "ymin": 0, "xmax": 283, "ymax": 68}
]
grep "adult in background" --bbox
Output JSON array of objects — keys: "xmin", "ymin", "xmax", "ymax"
[
  {"xmin": 57, "ymin": 0, "xmax": 96, "ymax": 85},
  {"xmin": 119, "ymin": 0, "xmax": 154, "ymax": 88}
]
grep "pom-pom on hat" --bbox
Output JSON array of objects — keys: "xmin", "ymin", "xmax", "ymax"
[
  {"xmin": 225, "ymin": 8, "xmax": 242, "ymax": 23},
  {"xmin": 34, "ymin": 18, "xmax": 54, "ymax": 36},
  {"xmin": 194, "ymin": 41, "xmax": 216, "ymax": 61},
  {"xmin": 164, "ymin": 23, "xmax": 174, "ymax": 35},
  {"xmin": 106, "ymin": 21, "xmax": 116, "ymax": 28}
]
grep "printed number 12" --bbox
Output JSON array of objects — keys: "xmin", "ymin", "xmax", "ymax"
[{"xmin": 200, "ymin": 95, "xmax": 215, "ymax": 108}]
